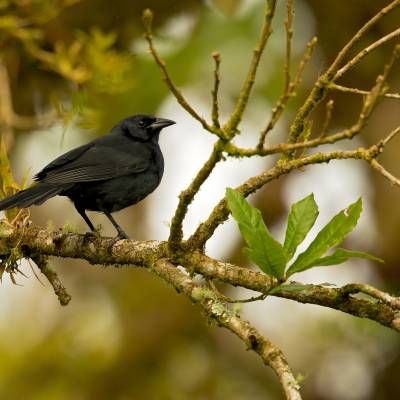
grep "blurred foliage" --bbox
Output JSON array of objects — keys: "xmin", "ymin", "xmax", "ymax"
[
  {"xmin": 1, "ymin": 0, "xmax": 136, "ymax": 130},
  {"xmin": 0, "ymin": 136, "xmax": 30, "ymax": 220},
  {"xmin": 0, "ymin": 0, "xmax": 400, "ymax": 399},
  {"xmin": 0, "ymin": 137, "xmax": 19, "ymax": 199},
  {"xmin": 1, "ymin": 0, "xmax": 200, "ymax": 130}
]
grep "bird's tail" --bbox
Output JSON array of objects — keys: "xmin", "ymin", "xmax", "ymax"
[{"xmin": 0, "ymin": 184, "xmax": 64, "ymax": 211}]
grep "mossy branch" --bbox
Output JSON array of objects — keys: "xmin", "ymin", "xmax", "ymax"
[
  {"xmin": 281, "ymin": 0, "xmax": 400, "ymax": 161},
  {"xmin": 31, "ymin": 254, "xmax": 71, "ymax": 306},
  {"xmin": 211, "ymin": 52, "xmax": 221, "ymax": 129},
  {"xmin": 155, "ymin": 258, "xmax": 301, "ymax": 400},
  {"xmin": 1, "ymin": 223, "xmax": 399, "ymax": 400},
  {"xmin": 326, "ymin": 0, "xmax": 400, "ymax": 76},
  {"xmin": 222, "ymin": 0, "xmax": 277, "ymax": 137},
  {"xmin": 257, "ymin": 36, "xmax": 317, "ymax": 149},
  {"xmin": 2, "ymin": 2, "xmax": 400, "ymax": 399},
  {"xmin": 187, "ymin": 136, "xmax": 398, "ymax": 249},
  {"xmin": 142, "ymin": 9, "xmax": 222, "ymax": 138},
  {"xmin": 1, "ymin": 227, "xmax": 399, "ymax": 333},
  {"xmin": 168, "ymin": 140, "xmax": 224, "ymax": 251}
]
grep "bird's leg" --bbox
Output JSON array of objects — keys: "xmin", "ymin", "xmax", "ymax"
[
  {"xmin": 74, "ymin": 203, "xmax": 97, "ymax": 233},
  {"xmin": 104, "ymin": 212, "xmax": 129, "ymax": 239}
]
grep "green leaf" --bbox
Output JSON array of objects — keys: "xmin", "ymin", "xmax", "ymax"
[
  {"xmin": 287, "ymin": 198, "xmax": 363, "ymax": 276},
  {"xmin": 269, "ymin": 282, "xmax": 312, "ymax": 294},
  {"xmin": 306, "ymin": 248, "xmax": 384, "ymax": 268},
  {"xmin": 283, "ymin": 193, "xmax": 319, "ymax": 261},
  {"xmin": 226, "ymin": 188, "xmax": 286, "ymax": 279}
]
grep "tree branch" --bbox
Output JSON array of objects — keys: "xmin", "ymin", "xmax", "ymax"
[
  {"xmin": 334, "ymin": 29, "xmax": 400, "ymax": 80},
  {"xmin": 31, "ymin": 253, "xmax": 71, "ymax": 306},
  {"xmin": 155, "ymin": 258, "xmax": 302, "ymax": 400},
  {"xmin": 284, "ymin": 0, "xmax": 294, "ymax": 96},
  {"xmin": 183, "ymin": 252, "xmax": 400, "ymax": 332},
  {"xmin": 168, "ymin": 140, "xmax": 224, "ymax": 251},
  {"xmin": 330, "ymin": 83, "xmax": 400, "ymax": 100},
  {"xmin": 2, "ymin": 3, "xmax": 400, "ymax": 397},
  {"xmin": 187, "ymin": 145, "xmax": 382, "ymax": 249},
  {"xmin": 281, "ymin": 0, "xmax": 400, "ymax": 160},
  {"xmin": 211, "ymin": 52, "xmax": 221, "ymax": 129},
  {"xmin": 327, "ymin": 0, "xmax": 400, "ymax": 76},
  {"xmin": 1, "ymin": 226, "xmax": 399, "ymax": 333},
  {"xmin": 257, "ymin": 36, "xmax": 317, "ymax": 149},
  {"xmin": 142, "ymin": 9, "xmax": 221, "ymax": 137},
  {"xmin": 222, "ymin": 0, "xmax": 277, "ymax": 137}
]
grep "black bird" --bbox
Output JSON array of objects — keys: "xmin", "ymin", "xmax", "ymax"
[{"xmin": 0, "ymin": 114, "xmax": 175, "ymax": 239}]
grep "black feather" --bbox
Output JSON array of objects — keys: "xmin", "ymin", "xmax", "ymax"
[
  {"xmin": 0, "ymin": 114, "xmax": 175, "ymax": 238},
  {"xmin": 0, "ymin": 184, "xmax": 67, "ymax": 210}
]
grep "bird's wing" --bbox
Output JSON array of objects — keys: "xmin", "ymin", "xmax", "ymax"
[
  {"xmin": 37, "ymin": 145, "xmax": 150, "ymax": 184},
  {"xmin": 34, "ymin": 142, "xmax": 94, "ymax": 181}
]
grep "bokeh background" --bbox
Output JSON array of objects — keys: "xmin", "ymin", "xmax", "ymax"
[{"xmin": 1, "ymin": 0, "xmax": 400, "ymax": 399}]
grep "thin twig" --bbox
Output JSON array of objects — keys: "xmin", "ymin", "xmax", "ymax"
[
  {"xmin": 291, "ymin": 37, "xmax": 318, "ymax": 90},
  {"xmin": 358, "ymin": 43, "xmax": 400, "ymax": 117},
  {"xmin": 257, "ymin": 36, "xmax": 317, "ymax": 149},
  {"xmin": 155, "ymin": 258, "xmax": 302, "ymax": 400},
  {"xmin": 282, "ymin": 40, "xmax": 399, "ymax": 161},
  {"xmin": 321, "ymin": 99, "xmax": 334, "ymax": 136},
  {"xmin": 228, "ymin": 41, "xmax": 399, "ymax": 228},
  {"xmin": 31, "ymin": 254, "xmax": 71, "ymax": 306},
  {"xmin": 211, "ymin": 52, "xmax": 221, "ymax": 128},
  {"xmin": 168, "ymin": 141, "xmax": 224, "ymax": 250},
  {"xmin": 330, "ymin": 83, "xmax": 400, "ymax": 99},
  {"xmin": 223, "ymin": 0, "xmax": 277, "ymax": 137},
  {"xmin": 209, "ymin": 280, "xmax": 267, "ymax": 304},
  {"xmin": 27, "ymin": 258, "xmax": 44, "ymax": 285},
  {"xmin": 342, "ymin": 283, "xmax": 400, "ymax": 310},
  {"xmin": 226, "ymin": 122, "xmax": 400, "ymax": 159},
  {"xmin": 284, "ymin": 0, "xmax": 294, "ymax": 95},
  {"xmin": 282, "ymin": 1, "xmax": 400, "ymax": 160},
  {"xmin": 377, "ymin": 125, "xmax": 400, "ymax": 149},
  {"xmin": 370, "ymin": 159, "xmax": 400, "ymax": 187},
  {"xmin": 226, "ymin": 63, "xmax": 398, "ymax": 160},
  {"xmin": 327, "ymin": 0, "xmax": 400, "ymax": 76},
  {"xmin": 187, "ymin": 146, "xmax": 378, "ymax": 249},
  {"xmin": 335, "ymin": 29, "xmax": 400, "ymax": 80},
  {"xmin": 296, "ymin": 119, "xmax": 313, "ymax": 159},
  {"xmin": 142, "ymin": 9, "xmax": 221, "ymax": 137}
]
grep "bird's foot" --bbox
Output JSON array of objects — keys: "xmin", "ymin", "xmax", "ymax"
[
  {"xmin": 116, "ymin": 232, "xmax": 129, "ymax": 240},
  {"xmin": 115, "ymin": 228, "xmax": 129, "ymax": 240},
  {"xmin": 106, "ymin": 233, "xmax": 129, "ymax": 253},
  {"xmin": 83, "ymin": 229, "xmax": 101, "ymax": 241}
]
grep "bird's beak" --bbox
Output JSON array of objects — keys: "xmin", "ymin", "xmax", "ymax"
[{"xmin": 149, "ymin": 117, "xmax": 176, "ymax": 130}]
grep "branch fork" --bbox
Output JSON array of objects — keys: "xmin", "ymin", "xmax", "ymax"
[{"xmin": 2, "ymin": 2, "xmax": 400, "ymax": 399}]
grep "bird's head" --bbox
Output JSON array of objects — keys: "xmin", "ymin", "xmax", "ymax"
[{"xmin": 117, "ymin": 114, "xmax": 175, "ymax": 141}]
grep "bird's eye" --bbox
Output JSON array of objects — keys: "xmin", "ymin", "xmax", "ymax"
[{"xmin": 138, "ymin": 117, "xmax": 156, "ymax": 128}]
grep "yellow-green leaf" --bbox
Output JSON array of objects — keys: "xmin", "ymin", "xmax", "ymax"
[
  {"xmin": 283, "ymin": 193, "xmax": 319, "ymax": 261},
  {"xmin": 226, "ymin": 188, "xmax": 287, "ymax": 279},
  {"xmin": 287, "ymin": 198, "xmax": 363, "ymax": 276}
]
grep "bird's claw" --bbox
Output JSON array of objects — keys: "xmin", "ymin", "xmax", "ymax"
[
  {"xmin": 116, "ymin": 232, "xmax": 129, "ymax": 240},
  {"xmin": 107, "ymin": 233, "xmax": 129, "ymax": 253},
  {"xmin": 83, "ymin": 230, "xmax": 101, "ymax": 241}
]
